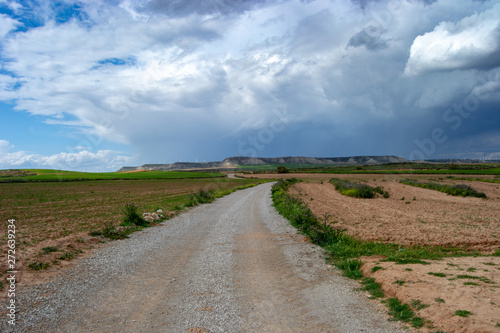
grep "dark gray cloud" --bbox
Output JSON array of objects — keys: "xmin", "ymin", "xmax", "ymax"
[
  {"xmin": 347, "ymin": 27, "xmax": 388, "ymax": 50},
  {"xmin": 352, "ymin": 0, "xmax": 436, "ymax": 10},
  {"xmin": 351, "ymin": 0, "xmax": 379, "ymax": 10},
  {"xmin": 143, "ymin": 0, "xmax": 269, "ymax": 17},
  {"xmin": 2, "ymin": 0, "xmax": 500, "ymax": 171}
]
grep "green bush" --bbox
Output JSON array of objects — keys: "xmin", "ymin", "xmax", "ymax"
[
  {"xmin": 276, "ymin": 166, "xmax": 290, "ymax": 174},
  {"xmin": 91, "ymin": 221, "xmax": 136, "ymax": 240},
  {"xmin": 122, "ymin": 203, "xmax": 148, "ymax": 227},
  {"xmin": 104, "ymin": 222, "xmax": 135, "ymax": 240},
  {"xmin": 185, "ymin": 189, "xmax": 216, "ymax": 207},
  {"xmin": 329, "ymin": 178, "xmax": 389, "ymax": 198}
]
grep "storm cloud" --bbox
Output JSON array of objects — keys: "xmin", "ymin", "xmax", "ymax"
[{"xmin": 0, "ymin": 0, "xmax": 499, "ymax": 170}]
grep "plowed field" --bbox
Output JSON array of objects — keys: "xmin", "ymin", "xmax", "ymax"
[{"xmin": 290, "ymin": 175, "xmax": 500, "ymax": 252}]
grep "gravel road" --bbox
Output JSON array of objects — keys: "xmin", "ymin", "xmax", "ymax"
[{"xmin": 3, "ymin": 182, "xmax": 407, "ymax": 332}]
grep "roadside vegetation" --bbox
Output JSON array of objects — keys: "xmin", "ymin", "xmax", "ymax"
[
  {"xmin": 271, "ymin": 178, "xmax": 483, "ymax": 329},
  {"xmin": 330, "ymin": 178, "xmax": 389, "ymax": 198},
  {"xmin": 400, "ymin": 179, "xmax": 487, "ymax": 198}
]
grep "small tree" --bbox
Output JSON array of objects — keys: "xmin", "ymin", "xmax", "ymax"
[{"xmin": 277, "ymin": 166, "xmax": 289, "ymax": 174}]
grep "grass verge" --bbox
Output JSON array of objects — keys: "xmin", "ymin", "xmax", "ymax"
[{"xmin": 271, "ymin": 178, "xmax": 481, "ymax": 328}]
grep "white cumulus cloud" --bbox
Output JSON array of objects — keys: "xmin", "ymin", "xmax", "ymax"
[
  {"xmin": 405, "ymin": 4, "xmax": 500, "ymax": 76},
  {"xmin": 0, "ymin": 140, "xmax": 131, "ymax": 171}
]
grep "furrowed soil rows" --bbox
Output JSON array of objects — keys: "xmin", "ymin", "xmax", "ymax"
[{"xmin": 289, "ymin": 175, "xmax": 500, "ymax": 251}]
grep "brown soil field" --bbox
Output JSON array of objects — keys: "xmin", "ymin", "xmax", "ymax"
[
  {"xmin": 240, "ymin": 173, "xmax": 500, "ymax": 332},
  {"xmin": 0, "ymin": 177, "xmax": 262, "ymax": 295},
  {"xmin": 361, "ymin": 256, "xmax": 500, "ymax": 333},
  {"xmin": 290, "ymin": 175, "xmax": 500, "ymax": 251},
  {"xmin": 239, "ymin": 173, "xmax": 500, "ymax": 251}
]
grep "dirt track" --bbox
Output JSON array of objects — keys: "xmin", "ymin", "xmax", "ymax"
[{"xmin": 2, "ymin": 183, "xmax": 406, "ymax": 332}]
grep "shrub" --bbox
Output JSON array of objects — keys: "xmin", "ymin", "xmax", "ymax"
[
  {"xmin": 103, "ymin": 222, "xmax": 135, "ymax": 240},
  {"xmin": 185, "ymin": 189, "xmax": 216, "ymax": 207},
  {"xmin": 330, "ymin": 178, "xmax": 389, "ymax": 198},
  {"xmin": 277, "ymin": 166, "xmax": 290, "ymax": 174},
  {"xmin": 91, "ymin": 221, "xmax": 135, "ymax": 240},
  {"xmin": 122, "ymin": 203, "xmax": 148, "ymax": 227}
]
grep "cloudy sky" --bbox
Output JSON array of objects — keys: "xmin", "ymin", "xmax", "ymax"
[{"xmin": 1, "ymin": 0, "xmax": 500, "ymax": 171}]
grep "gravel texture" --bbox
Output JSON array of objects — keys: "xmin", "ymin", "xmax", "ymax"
[{"xmin": 2, "ymin": 182, "xmax": 409, "ymax": 332}]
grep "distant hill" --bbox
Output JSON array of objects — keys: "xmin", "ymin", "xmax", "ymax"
[
  {"xmin": 117, "ymin": 155, "xmax": 409, "ymax": 172},
  {"xmin": 425, "ymin": 159, "xmax": 500, "ymax": 164},
  {"xmin": 220, "ymin": 155, "xmax": 407, "ymax": 167}
]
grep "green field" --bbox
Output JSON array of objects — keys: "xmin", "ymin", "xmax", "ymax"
[
  {"xmin": 235, "ymin": 164, "xmax": 321, "ymax": 172},
  {"xmin": 0, "ymin": 169, "xmax": 224, "ymax": 182},
  {"xmin": 291, "ymin": 163, "xmax": 500, "ymax": 175}
]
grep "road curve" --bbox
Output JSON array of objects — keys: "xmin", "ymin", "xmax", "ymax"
[{"xmin": 5, "ymin": 183, "xmax": 406, "ymax": 332}]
